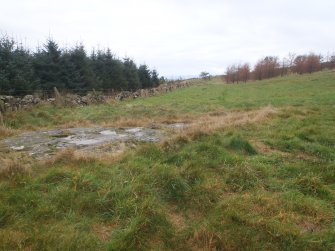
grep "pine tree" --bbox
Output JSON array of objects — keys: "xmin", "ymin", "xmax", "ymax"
[
  {"xmin": 91, "ymin": 49, "xmax": 127, "ymax": 91},
  {"xmin": 33, "ymin": 39, "xmax": 63, "ymax": 91},
  {"xmin": 0, "ymin": 35, "xmax": 162, "ymax": 95},
  {"xmin": 150, "ymin": 69, "xmax": 159, "ymax": 87},
  {"xmin": 12, "ymin": 43, "xmax": 34, "ymax": 95},
  {"xmin": 60, "ymin": 44, "xmax": 97, "ymax": 92},
  {"xmin": 90, "ymin": 49, "xmax": 105, "ymax": 90},
  {"xmin": 0, "ymin": 35, "xmax": 33, "ymax": 95},
  {"xmin": 104, "ymin": 49, "xmax": 127, "ymax": 91},
  {"xmin": 138, "ymin": 64, "xmax": 151, "ymax": 89},
  {"xmin": 123, "ymin": 58, "xmax": 141, "ymax": 91},
  {"xmin": 0, "ymin": 36, "xmax": 14, "ymax": 93}
]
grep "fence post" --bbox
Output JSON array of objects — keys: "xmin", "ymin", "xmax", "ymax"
[
  {"xmin": 53, "ymin": 87, "xmax": 63, "ymax": 106},
  {"xmin": 0, "ymin": 111, "xmax": 4, "ymax": 127}
]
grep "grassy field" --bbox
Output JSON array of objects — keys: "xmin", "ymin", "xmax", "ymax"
[{"xmin": 0, "ymin": 70, "xmax": 335, "ymax": 250}]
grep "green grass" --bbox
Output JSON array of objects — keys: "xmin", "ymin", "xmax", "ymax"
[
  {"xmin": 0, "ymin": 70, "xmax": 335, "ymax": 250},
  {"xmin": 3, "ymin": 70, "xmax": 335, "ymax": 130}
]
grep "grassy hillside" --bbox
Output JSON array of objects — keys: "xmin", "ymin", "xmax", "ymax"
[
  {"xmin": 3, "ymin": 70, "xmax": 334, "ymax": 130},
  {"xmin": 0, "ymin": 70, "xmax": 335, "ymax": 250}
]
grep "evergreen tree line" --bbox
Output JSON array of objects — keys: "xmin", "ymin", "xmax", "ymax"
[
  {"xmin": 225, "ymin": 52, "xmax": 335, "ymax": 83},
  {"xmin": 0, "ymin": 35, "xmax": 162, "ymax": 96}
]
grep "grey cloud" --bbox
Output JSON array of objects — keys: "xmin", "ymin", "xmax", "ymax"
[{"xmin": 0, "ymin": 0, "xmax": 334, "ymax": 77}]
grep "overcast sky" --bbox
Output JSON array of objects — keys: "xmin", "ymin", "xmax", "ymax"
[{"xmin": 1, "ymin": 0, "xmax": 334, "ymax": 78}]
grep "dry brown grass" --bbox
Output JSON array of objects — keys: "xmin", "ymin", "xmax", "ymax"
[
  {"xmin": 43, "ymin": 148, "xmax": 96, "ymax": 166},
  {"xmin": 76, "ymin": 142, "xmax": 128, "ymax": 163},
  {"xmin": 166, "ymin": 206, "xmax": 186, "ymax": 232},
  {"xmin": 163, "ymin": 106, "xmax": 278, "ymax": 144},
  {"xmin": 251, "ymin": 140, "xmax": 285, "ymax": 156},
  {"xmin": 57, "ymin": 120, "xmax": 92, "ymax": 129},
  {"xmin": 191, "ymin": 105, "xmax": 277, "ymax": 134},
  {"xmin": 102, "ymin": 117, "xmax": 157, "ymax": 128},
  {"xmin": 0, "ymin": 158, "xmax": 31, "ymax": 179},
  {"xmin": 101, "ymin": 115, "xmax": 192, "ymax": 129},
  {"xmin": 0, "ymin": 230, "xmax": 30, "ymax": 250},
  {"xmin": 298, "ymin": 220, "xmax": 320, "ymax": 233},
  {"xmin": 0, "ymin": 106, "xmax": 279, "ymax": 173},
  {"xmin": 189, "ymin": 226, "xmax": 224, "ymax": 251},
  {"xmin": 91, "ymin": 223, "xmax": 117, "ymax": 243},
  {"xmin": 0, "ymin": 126, "xmax": 16, "ymax": 139},
  {"xmin": 43, "ymin": 143, "xmax": 127, "ymax": 167}
]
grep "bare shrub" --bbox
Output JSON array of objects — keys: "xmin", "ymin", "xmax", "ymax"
[
  {"xmin": 253, "ymin": 56, "xmax": 280, "ymax": 80},
  {"xmin": 225, "ymin": 63, "xmax": 250, "ymax": 83},
  {"xmin": 293, "ymin": 53, "xmax": 321, "ymax": 74}
]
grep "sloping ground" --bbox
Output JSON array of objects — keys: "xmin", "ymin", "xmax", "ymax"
[
  {"xmin": 0, "ymin": 106, "xmax": 277, "ymax": 159},
  {"xmin": 0, "ymin": 71, "xmax": 334, "ymax": 250}
]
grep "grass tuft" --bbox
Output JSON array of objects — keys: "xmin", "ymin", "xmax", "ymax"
[
  {"xmin": 0, "ymin": 125, "xmax": 16, "ymax": 139},
  {"xmin": 294, "ymin": 174, "xmax": 333, "ymax": 199},
  {"xmin": 0, "ymin": 158, "xmax": 31, "ymax": 179},
  {"xmin": 0, "ymin": 71, "xmax": 334, "ymax": 250},
  {"xmin": 227, "ymin": 135, "xmax": 257, "ymax": 155}
]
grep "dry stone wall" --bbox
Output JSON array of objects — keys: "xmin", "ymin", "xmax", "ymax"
[{"xmin": 0, "ymin": 81, "xmax": 190, "ymax": 113}]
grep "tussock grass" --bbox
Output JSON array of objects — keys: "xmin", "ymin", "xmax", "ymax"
[
  {"xmin": 227, "ymin": 135, "xmax": 258, "ymax": 155},
  {"xmin": 0, "ymin": 125, "xmax": 16, "ymax": 139},
  {"xmin": 0, "ymin": 158, "xmax": 31, "ymax": 179},
  {"xmin": 0, "ymin": 71, "xmax": 334, "ymax": 250},
  {"xmin": 42, "ymin": 148, "xmax": 120, "ymax": 169},
  {"xmin": 44, "ymin": 148, "xmax": 90, "ymax": 165},
  {"xmin": 294, "ymin": 174, "xmax": 333, "ymax": 199}
]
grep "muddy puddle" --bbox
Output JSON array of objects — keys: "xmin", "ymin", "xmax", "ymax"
[{"xmin": 0, "ymin": 123, "xmax": 187, "ymax": 158}]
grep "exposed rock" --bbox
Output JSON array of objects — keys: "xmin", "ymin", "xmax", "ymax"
[
  {"xmin": 33, "ymin": 97, "xmax": 41, "ymax": 104},
  {"xmin": 21, "ymin": 95, "xmax": 34, "ymax": 105},
  {"xmin": 116, "ymin": 91, "xmax": 133, "ymax": 101},
  {"xmin": 1, "ymin": 123, "xmax": 187, "ymax": 158},
  {"xmin": 1, "ymin": 127, "xmax": 160, "ymax": 158}
]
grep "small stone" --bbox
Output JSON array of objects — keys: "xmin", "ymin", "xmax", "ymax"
[{"xmin": 11, "ymin": 146, "xmax": 25, "ymax": 151}]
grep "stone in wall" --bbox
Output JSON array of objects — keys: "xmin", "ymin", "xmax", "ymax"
[{"xmin": 0, "ymin": 80, "xmax": 190, "ymax": 113}]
